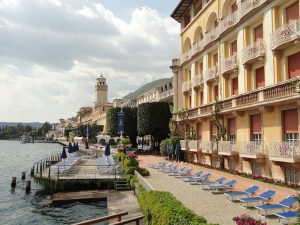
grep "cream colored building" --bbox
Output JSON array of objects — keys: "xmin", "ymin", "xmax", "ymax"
[{"xmin": 171, "ymin": 0, "xmax": 300, "ymax": 183}]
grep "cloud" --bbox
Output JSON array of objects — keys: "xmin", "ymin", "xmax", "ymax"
[{"xmin": 0, "ymin": 0, "xmax": 179, "ymax": 122}]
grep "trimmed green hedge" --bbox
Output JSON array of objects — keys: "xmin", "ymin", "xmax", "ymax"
[{"xmin": 138, "ymin": 187, "xmax": 217, "ymax": 225}]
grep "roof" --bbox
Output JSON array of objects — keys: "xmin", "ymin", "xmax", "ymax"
[
  {"xmin": 123, "ymin": 78, "xmax": 172, "ymax": 99},
  {"xmin": 171, "ymin": 0, "xmax": 191, "ymax": 23}
]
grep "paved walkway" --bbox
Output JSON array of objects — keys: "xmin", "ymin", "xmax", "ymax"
[{"xmin": 138, "ymin": 155, "xmax": 298, "ymax": 225}]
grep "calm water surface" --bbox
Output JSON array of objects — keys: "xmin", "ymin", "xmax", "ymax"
[{"xmin": 0, "ymin": 140, "xmax": 107, "ymax": 225}]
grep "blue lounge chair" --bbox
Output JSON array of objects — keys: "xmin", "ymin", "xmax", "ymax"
[
  {"xmin": 180, "ymin": 170, "xmax": 203, "ymax": 180},
  {"xmin": 238, "ymin": 190, "xmax": 277, "ymax": 208},
  {"xmin": 255, "ymin": 196, "xmax": 297, "ymax": 217},
  {"xmin": 174, "ymin": 168, "xmax": 193, "ymax": 177},
  {"xmin": 159, "ymin": 163, "xmax": 179, "ymax": 172},
  {"xmin": 187, "ymin": 173, "xmax": 212, "ymax": 183},
  {"xmin": 149, "ymin": 161, "xmax": 166, "ymax": 169},
  {"xmin": 205, "ymin": 180, "xmax": 237, "ymax": 192},
  {"xmin": 168, "ymin": 166, "xmax": 187, "ymax": 176},
  {"xmin": 195, "ymin": 177, "xmax": 226, "ymax": 188},
  {"xmin": 224, "ymin": 185, "xmax": 260, "ymax": 201},
  {"xmin": 274, "ymin": 211, "xmax": 298, "ymax": 223}
]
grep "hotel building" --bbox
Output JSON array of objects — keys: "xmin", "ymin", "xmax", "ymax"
[{"xmin": 170, "ymin": 0, "xmax": 300, "ymax": 183}]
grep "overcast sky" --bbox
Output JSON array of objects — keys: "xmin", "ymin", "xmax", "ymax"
[{"xmin": 0, "ymin": 0, "xmax": 180, "ymax": 123}]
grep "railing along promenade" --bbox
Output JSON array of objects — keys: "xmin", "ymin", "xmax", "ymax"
[{"xmin": 181, "ymin": 0, "xmax": 269, "ymax": 64}]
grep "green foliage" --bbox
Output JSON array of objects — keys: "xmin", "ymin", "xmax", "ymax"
[
  {"xmin": 33, "ymin": 177, "xmax": 115, "ymax": 194},
  {"xmin": 119, "ymin": 138, "xmax": 131, "ymax": 147},
  {"xmin": 106, "ymin": 107, "xmax": 119, "ymax": 136},
  {"xmin": 69, "ymin": 131, "xmax": 75, "ymax": 141},
  {"xmin": 160, "ymin": 139, "xmax": 170, "ymax": 156},
  {"xmin": 138, "ymin": 189, "xmax": 215, "ymax": 225},
  {"xmin": 137, "ymin": 102, "xmax": 172, "ymax": 141},
  {"xmin": 115, "ymin": 152, "xmax": 126, "ymax": 162}
]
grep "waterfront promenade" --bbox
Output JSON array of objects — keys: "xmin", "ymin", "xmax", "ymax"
[{"xmin": 139, "ymin": 155, "xmax": 298, "ymax": 225}]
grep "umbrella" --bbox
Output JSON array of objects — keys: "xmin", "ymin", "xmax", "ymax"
[
  {"xmin": 105, "ymin": 143, "xmax": 110, "ymax": 156},
  {"xmin": 61, "ymin": 146, "xmax": 67, "ymax": 168},
  {"xmin": 68, "ymin": 142, "xmax": 73, "ymax": 153}
]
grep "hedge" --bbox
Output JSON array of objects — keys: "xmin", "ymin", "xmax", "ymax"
[{"xmin": 138, "ymin": 186, "xmax": 217, "ymax": 225}]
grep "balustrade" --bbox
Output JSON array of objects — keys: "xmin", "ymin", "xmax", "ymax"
[
  {"xmin": 204, "ymin": 66, "xmax": 218, "ymax": 82},
  {"xmin": 192, "ymin": 75, "xmax": 203, "ymax": 88},
  {"xmin": 239, "ymin": 141, "xmax": 263, "ymax": 158},
  {"xmin": 218, "ymin": 141, "xmax": 237, "ymax": 155},
  {"xmin": 263, "ymin": 81, "xmax": 294, "ymax": 101},
  {"xmin": 236, "ymin": 92, "xmax": 258, "ymax": 107},
  {"xmin": 221, "ymin": 55, "xmax": 238, "ymax": 74},
  {"xmin": 242, "ymin": 42, "xmax": 265, "ymax": 65},
  {"xmin": 271, "ymin": 20, "xmax": 300, "ymax": 50},
  {"xmin": 269, "ymin": 142, "xmax": 300, "ymax": 163},
  {"xmin": 182, "ymin": 81, "xmax": 191, "ymax": 92}
]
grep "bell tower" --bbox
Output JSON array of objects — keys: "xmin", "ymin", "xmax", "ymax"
[{"xmin": 95, "ymin": 74, "xmax": 108, "ymax": 106}]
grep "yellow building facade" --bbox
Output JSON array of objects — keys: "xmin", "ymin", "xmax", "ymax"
[{"xmin": 171, "ymin": 0, "xmax": 300, "ymax": 183}]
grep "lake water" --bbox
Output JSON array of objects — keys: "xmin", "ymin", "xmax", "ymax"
[{"xmin": 0, "ymin": 140, "xmax": 107, "ymax": 225}]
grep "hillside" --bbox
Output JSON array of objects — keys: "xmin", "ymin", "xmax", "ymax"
[{"xmin": 124, "ymin": 78, "xmax": 170, "ymax": 99}]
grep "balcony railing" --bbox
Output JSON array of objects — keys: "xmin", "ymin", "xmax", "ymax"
[
  {"xmin": 200, "ymin": 104, "xmax": 213, "ymax": 114},
  {"xmin": 218, "ymin": 141, "xmax": 237, "ymax": 156},
  {"xmin": 263, "ymin": 79, "xmax": 295, "ymax": 101},
  {"xmin": 204, "ymin": 66, "xmax": 218, "ymax": 82},
  {"xmin": 188, "ymin": 140, "xmax": 198, "ymax": 151},
  {"xmin": 159, "ymin": 89, "xmax": 174, "ymax": 100},
  {"xmin": 236, "ymin": 92, "xmax": 258, "ymax": 107},
  {"xmin": 201, "ymin": 141, "xmax": 217, "ymax": 154},
  {"xmin": 239, "ymin": 141, "xmax": 264, "ymax": 158},
  {"xmin": 221, "ymin": 55, "xmax": 238, "ymax": 75},
  {"xmin": 180, "ymin": 0, "xmax": 268, "ymax": 65},
  {"xmin": 271, "ymin": 20, "xmax": 300, "ymax": 50},
  {"xmin": 192, "ymin": 75, "xmax": 204, "ymax": 88},
  {"xmin": 188, "ymin": 108, "xmax": 199, "ymax": 117},
  {"xmin": 182, "ymin": 81, "xmax": 191, "ymax": 92},
  {"xmin": 269, "ymin": 142, "xmax": 300, "ymax": 163},
  {"xmin": 242, "ymin": 42, "xmax": 265, "ymax": 65}
]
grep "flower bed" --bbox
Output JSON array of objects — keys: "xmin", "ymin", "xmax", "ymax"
[{"xmin": 233, "ymin": 214, "xmax": 266, "ymax": 225}]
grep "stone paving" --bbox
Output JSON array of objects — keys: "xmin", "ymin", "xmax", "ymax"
[{"xmin": 138, "ymin": 155, "xmax": 299, "ymax": 225}]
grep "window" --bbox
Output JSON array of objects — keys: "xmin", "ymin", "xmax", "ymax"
[
  {"xmin": 231, "ymin": 40, "xmax": 237, "ymax": 56},
  {"xmin": 214, "ymin": 85, "xmax": 219, "ymax": 100},
  {"xmin": 288, "ymin": 52, "xmax": 300, "ymax": 79},
  {"xmin": 200, "ymin": 62, "xmax": 203, "ymax": 75},
  {"xmin": 256, "ymin": 67, "xmax": 265, "ymax": 88},
  {"xmin": 213, "ymin": 53, "xmax": 218, "ymax": 66},
  {"xmin": 285, "ymin": 165, "xmax": 298, "ymax": 184},
  {"xmin": 197, "ymin": 122, "xmax": 202, "ymax": 141},
  {"xmin": 189, "ymin": 95, "xmax": 192, "ymax": 108},
  {"xmin": 254, "ymin": 24, "xmax": 263, "ymax": 42},
  {"xmin": 232, "ymin": 77, "xmax": 238, "ymax": 96},
  {"xmin": 211, "ymin": 123, "xmax": 217, "ymax": 141},
  {"xmin": 252, "ymin": 161, "xmax": 262, "ymax": 176},
  {"xmin": 228, "ymin": 118, "xmax": 236, "ymax": 142},
  {"xmin": 283, "ymin": 109, "xmax": 299, "ymax": 142},
  {"xmin": 286, "ymin": 2, "xmax": 299, "ymax": 24},
  {"xmin": 200, "ymin": 91, "xmax": 204, "ymax": 105},
  {"xmin": 214, "ymin": 19, "xmax": 218, "ymax": 28},
  {"xmin": 251, "ymin": 114, "xmax": 262, "ymax": 142}
]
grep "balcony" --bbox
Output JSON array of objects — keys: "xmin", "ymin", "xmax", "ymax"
[
  {"xmin": 236, "ymin": 92, "xmax": 258, "ymax": 107},
  {"xmin": 218, "ymin": 141, "xmax": 237, "ymax": 156},
  {"xmin": 201, "ymin": 141, "xmax": 217, "ymax": 154},
  {"xmin": 180, "ymin": 140, "xmax": 200, "ymax": 152},
  {"xmin": 182, "ymin": 81, "xmax": 191, "ymax": 92},
  {"xmin": 188, "ymin": 108, "xmax": 199, "ymax": 118},
  {"xmin": 204, "ymin": 66, "xmax": 218, "ymax": 82},
  {"xmin": 242, "ymin": 42, "xmax": 265, "ymax": 65},
  {"xmin": 204, "ymin": 27, "xmax": 219, "ymax": 45},
  {"xmin": 271, "ymin": 20, "xmax": 300, "ymax": 51},
  {"xmin": 269, "ymin": 142, "xmax": 300, "ymax": 163},
  {"xmin": 239, "ymin": 141, "xmax": 264, "ymax": 159},
  {"xmin": 263, "ymin": 81, "xmax": 295, "ymax": 101},
  {"xmin": 181, "ymin": 51, "xmax": 191, "ymax": 64},
  {"xmin": 220, "ymin": 11, "xmax": 239, "ymax": 34},
  {"xmin": 200, "ymin": 104, "xmax": 213, "ymax": 115},
  {"xmin": 221, "ymin": 55, "xmax": 238, "ymax": 75},
  {"xmin": 159, "ymin": 89, "xmax": 174, "ymax": 101},
  {"xmin": 192, "ymin": 75, "xmax": 204, "ymax": 88}
]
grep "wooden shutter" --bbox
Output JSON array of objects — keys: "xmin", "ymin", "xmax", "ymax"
[
  {"xmin": 200, "ymin": 91, "xmax": 204, "ymax": 105},
  {"xmin": 256, "ymin": 67, "xmax": 265, "ymax": 88},
  {"xmin": 286, "ymin": 2, "xmax": 299, "ymax": 24},
  {"xmin": 214, "ymin": 85, "xmax": 219, "ymax": 100},
  {"xmin": 254, "ymin": 24, "xmax": 263, "ymax": 42},
  {"xmin": 213, "ymin": 53, "xmax": 218, "ymax": 66},
  {"xmin": 189, "ymin": 95, "xmax": 192, "ymax": 108},
  {"xmin": 231, "ymin": 2, "xmax": 238, "ymax": 13},
  {"xmin": 283, "ymin": 109, "xmax": 299, "ymax": 133},
  {"xmin": 288, "ymin": 52, "xmax": 300, "ymax": 79},
  {"xmin": 231, "ymin": 40, "xmax": 237, "ymax": 56},
  {"xmin": 228, "ymin": 118, "xmax": 236, "ymax": 135},
  {"xmin": 251, "ymin": 114, "xmax": 262, "ymax": 134},
  {"xmin": 232, "ymin": 77, "xmax": 238, "ymax": 96}
]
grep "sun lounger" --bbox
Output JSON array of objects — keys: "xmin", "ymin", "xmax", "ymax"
[
  {"xmin": 274, "ymin": 211, "xmax": 298, "ymax": 223},
  {"xmin": 180, "ymin": 170, "xmax": 203, "ymax": 180},
  {"xmin": 255, "ymin": 196, "xmax": 297, "ymax": 217},
  {"xmin": 159, "ymin": 163, "xmax": 178, "ymax": 172},
  {"xmin": 168, "ymin": 166, "xmax": 187, "ymax": 176},
  {"xmin": 238, "ymin": 190, "xmax": 277, "ymax": 208},
  {"xmin": 173, "ymin": 168, "xmax": 193, "ymax": 177},
  {"xmin": 187, "ymin": 173, "xmax": 212, "ymax": 183},
  {"xmin": 195, "ymin": 177, "xmax": 226, "ymax": 188},
  {"xmin": 149, "ymin": 161, "xmax": 166, "ymax": 169},
  {"xmin": 161, "ymin": 164, "xmax": 180, "ymax": 173},
  {"xmin": 205, "ymin": 180, "xmax": 237, "ymax": 192},
  {"xmin": 224, "ymin": 185, "xmax": 260, "ymax": 201}
]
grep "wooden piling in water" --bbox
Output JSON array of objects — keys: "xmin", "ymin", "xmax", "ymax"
[
  {"xmin": 25, "ymin": 181, "xmax": 31, "ymax": 193},
  {"xmin": 11, "ymin": 177, "xmax": 16, "ymax": 189},
  {"xmin": 21, "ymin": 171, "xmax": 26, "ymax": 180}
]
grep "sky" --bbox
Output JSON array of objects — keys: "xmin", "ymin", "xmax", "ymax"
[{"xmin": 0, "ymin": 0, "xmax": 180, "ymax": 123}]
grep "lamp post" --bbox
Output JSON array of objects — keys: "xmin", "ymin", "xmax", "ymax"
[{"xmin": 118, "ymin": 108, "xmax": 125, "ymax": 139}]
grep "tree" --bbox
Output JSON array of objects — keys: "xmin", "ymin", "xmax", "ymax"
[
  {"xmin": 137, "ymin": 102, "xmax": 172, "ymax": 153},
  {"xmin": 40, "ymin": 122, "xmax": 51, "ymax": 136},
  {"xmin": 211, "ymin": 100, "xmax": 227, "ymax": 169},
  {"xmin": 106, "ymin": 107, "xmax": 138, "ymax": 147}
]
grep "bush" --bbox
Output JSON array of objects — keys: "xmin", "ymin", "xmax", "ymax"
[
  {"xmin": 115, "ymin": 152, "xmax": 126, "ymax": 162},
  {"xmin": 137, "ymin": 167, "xmax": 150, "ymax": 177},
  {"xmin": 119, "ymin": 138, "xmax": 131, "ymax": 147},
  {"xmin": 160, "ymin": 139, "xmax": 170, "ymax": 156},
  {"xmin": 138, "ymin": 189, "xmax": 214, "ymax": 225},
  {"xmin": 233, "ymin": 214, "xmax": 266, "ymax": 225}
]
